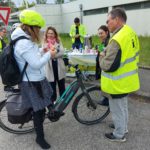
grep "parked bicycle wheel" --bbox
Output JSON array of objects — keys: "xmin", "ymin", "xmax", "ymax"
[
  {"xmin": 72, "ymin": 86, "xmax": 110, "ymax": 125},
  {"xmin": 0, "ymin": 100, "xmax": 34, "ymax": 134}
]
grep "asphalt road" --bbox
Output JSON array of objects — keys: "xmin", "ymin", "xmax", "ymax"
[
  {"xmin": 0, "ymin": 67, "xmax": 150, "ymax": 150},
  {"xmin": 138, "ymin": 68, "xmax": 150, "ymax": 97},
  {"xmin": 0, "ymin": 90, "xmax": 150, "ymax": 150}
]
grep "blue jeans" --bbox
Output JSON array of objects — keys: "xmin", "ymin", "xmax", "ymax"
[
  {"xmin": 109, "ymin": 96, "xmax": 128, "ymax": 138},
  {"xmin": 72, "ymin": 42, "xmax": 83, "ymax": 49}
]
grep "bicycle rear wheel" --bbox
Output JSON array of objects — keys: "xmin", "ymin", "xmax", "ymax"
[
  {"xmin": 0, "ymin": 100, "xmax": 34, "ymax": 134},
  {"xmin": 72, "ymin": 86, "xmax": 110, "ymax": 125}
]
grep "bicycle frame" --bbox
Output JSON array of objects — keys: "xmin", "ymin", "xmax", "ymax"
[{"xmin": 54, "ymin": 66, "xmax": 97, "ymax": 112}]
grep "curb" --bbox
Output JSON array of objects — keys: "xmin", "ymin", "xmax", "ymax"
[
  {"xmin": 139, "ymin": 65, "xmax": 150, "ymax": 70},
  {"xmin": 134, "ymin": 91, "xmax": 150, "ymax": 99}
]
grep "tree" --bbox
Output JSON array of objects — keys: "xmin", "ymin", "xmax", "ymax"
[
  {"xmin": 36, "ymin": 0, "xmax": 47, "ymax": 4},
  {"xmin": 0, "ymin": 0, "xmax": 18, "ymax": 13},
  {"xmin": 55, "ymin": 0, "xmax": 75, "ymax": 4},
  {"xmin": 55, "ymin": 0, "xmax": 64, "ymax": 4},
  {"xmin": 22, "ymin": 0, "xmax": 29, "ymax": 8},
  {"xmin": 18, "ymin": 1, "xmax": 36, "ymax": 11},
  {"xmin": 29, "ymin": 2, "xmax": 36, "ymax": 7}
]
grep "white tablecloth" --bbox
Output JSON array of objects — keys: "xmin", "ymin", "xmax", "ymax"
[
  {"xmin": 68, "ymin": 52, "xmax": 97, "ymax": 66},
  {"xmin": 66, "ymin": 52, "xmax": 97, "ymax": 77}
]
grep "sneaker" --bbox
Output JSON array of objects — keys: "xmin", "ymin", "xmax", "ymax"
[
  {"xmin": 105, "ymin": 133, "xmax": 126, "ymax": 142},
  {"xmin": 109, "ymin": 124, "xmax": 128, "ymax": 134}
]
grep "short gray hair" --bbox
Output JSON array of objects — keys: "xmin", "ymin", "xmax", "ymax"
[{"xmin": 109, "ymin": 7, "xmax": 127, "ymax": 23}]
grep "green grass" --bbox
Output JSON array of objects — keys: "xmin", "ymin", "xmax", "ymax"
[
  {"xmin": 139, "ymin": 36, "xmax": 150, "ymax": 67},
  {"xmin": 60, "ymin": 33, "xmax": 72, "ymax": 50},
  {"xmin": 60, "ymin": 34, "xmax": 100, "ymax": 49},
  {"xmin": 60, "ymin": 34, "xmax": 150, "ymax": 67}
]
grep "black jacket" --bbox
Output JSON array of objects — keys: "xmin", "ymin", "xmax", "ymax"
[{"xmin": 95, "ymin": 37, "xmax": 109, "ymax": 80}]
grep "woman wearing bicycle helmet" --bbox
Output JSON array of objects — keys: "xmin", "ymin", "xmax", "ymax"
[{"xmin": 11, "ymin": 10, "xmax": 55, "ymax": 149}]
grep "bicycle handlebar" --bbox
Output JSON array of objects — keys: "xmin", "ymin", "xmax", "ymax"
[
  {"xmin": 68, "ymin": 64, "xmax": 79, "ymax": 70},
  {"xmin": 67, "ymin": 64, "xmax": 89, "ymax": 81}
]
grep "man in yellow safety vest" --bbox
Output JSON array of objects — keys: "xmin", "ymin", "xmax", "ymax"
[
  {"xmin": 99, "ymin": 8, "xmax": 140, "ymax": 142},
  {"xmin": 69, "ymin": 17, "xmax": 86, "ymax": 49}
]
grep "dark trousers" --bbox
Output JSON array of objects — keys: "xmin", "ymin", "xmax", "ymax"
[
  {"xmin": 51, "ymin": 59, "xmax": 65, "ymax": 102},
  {"xmin": 72, "ymin": 42, "xmax": 83, "ymax": 49},
  {"xmin": 95, "ymin": 52, "xmax": 101, "ymax": 80},
  {"xmin": 50, "ymin": 78, "xmax": 65, "ymax": 102},
  {"xmin": 33, "ymin": 109, "xmax": 45, "ymax": 139}
]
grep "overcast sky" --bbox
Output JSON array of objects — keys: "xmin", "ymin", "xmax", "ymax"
[{"xmin": 12, "ymin": 0, "xmax": 56, "ymax": 7}]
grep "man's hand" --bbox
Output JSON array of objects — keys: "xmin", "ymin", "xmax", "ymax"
[{"xmin": 75, "ymin": 34, "xmax": 80, "ymax": 38}]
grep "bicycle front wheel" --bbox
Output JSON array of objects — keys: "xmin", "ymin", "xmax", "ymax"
[
  {"xmin": 0, "ymin": 100, "xmax": 34, "ymax": 134},
  {"xmin": 72, "ymin": 86, "xmax": 110, "ymax": 125}
]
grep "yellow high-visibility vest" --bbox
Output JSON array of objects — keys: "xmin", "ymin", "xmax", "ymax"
[
  {"xmin": 0, "ymin": 40, "xmax": 2, "ymax": 53},
  {"xmin": 101, "ymin": 25, "xmax": 140, "ymax": 94},
  {"xmin": 69, "ymin": 24, "xmax": 86, "ymax": 43}
]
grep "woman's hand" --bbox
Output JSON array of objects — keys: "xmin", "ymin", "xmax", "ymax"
[
  {"xmin": 50, "ymin": 46, "xmax": 56, "ymax": 58},
  {"xmin": 43, "ymin": 43, "xmax": 49, "ymax": 52},
  {"xmin": 50, "ymin": 49, "xmax": 56, "ymax": 58},
  {"xmin": 50, "ymin": 45, "xmax": 56, "ymax": 52}
]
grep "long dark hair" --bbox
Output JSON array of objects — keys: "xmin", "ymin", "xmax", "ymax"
[{"xmin": 98, "ymin": 25, "xmax": 110, "ymax": 39}]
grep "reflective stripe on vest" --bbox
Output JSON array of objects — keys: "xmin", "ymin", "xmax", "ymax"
[
  {"xmin": 120, "ymin": 52, "xmax": 139, "ymax": 68},
  {"xmin": 102, "ymin": 69, "xmax": 137, "ymax": 80}
]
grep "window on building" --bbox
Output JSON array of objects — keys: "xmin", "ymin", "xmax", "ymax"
[
  {"xmin": 114, "ymin": 1, "xmax": 150, "ymax": 11},
  {"xmin": 142, "ymin": 1, "xmax": 150, "ymax": 9},
  {"xmin": 83, "ymin": 7, "xmax": 108, "ymax": 16}
]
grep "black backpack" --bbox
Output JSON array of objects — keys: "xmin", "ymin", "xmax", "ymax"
[{"xmin": 0, "ymin": 36, "xmax": 28, "ymax": 86}]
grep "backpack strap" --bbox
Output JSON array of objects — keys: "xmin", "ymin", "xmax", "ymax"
[
  {"xmin": 11, "ymin": 36, "xmax": 29, "ymax": 45},
  {"xmin": 11, "ymin": 36, "xmax": 29, "ymax": 82},
  {"xmin": 21, "ymin": 62, "xmax": 28, "ymax": 80},
  {"xmin": 10, "ymin": 36, "xmax": 29, "ymax": 55}
]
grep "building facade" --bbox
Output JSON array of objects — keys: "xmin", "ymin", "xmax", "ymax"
[{"xmin": 11, "ymin": 0, "xmax": 150, "ymax": 36}]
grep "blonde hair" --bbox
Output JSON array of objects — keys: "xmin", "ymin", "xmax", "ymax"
[{"xmin": 21, "ymin": 24, "xmax": 41, "ymax": 44}]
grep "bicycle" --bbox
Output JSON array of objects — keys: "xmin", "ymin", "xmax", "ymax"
[{"xmin": 0, "ymin": 64, "xmax": 110, "ymax": 134}]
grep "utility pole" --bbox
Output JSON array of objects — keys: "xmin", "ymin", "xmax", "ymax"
[{"xmin": 79, "ymin": 4, "xmax": 83, "ymax": 24}]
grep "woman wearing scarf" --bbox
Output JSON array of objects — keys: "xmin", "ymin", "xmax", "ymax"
[{"xmin": 44, "ymin": 26, "xmax": 66, "ymax": 103}]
